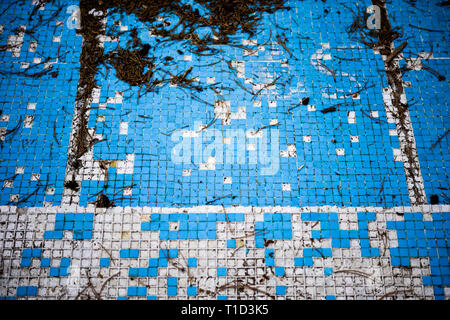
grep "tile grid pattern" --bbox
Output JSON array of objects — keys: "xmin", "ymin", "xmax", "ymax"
[{"xmin": 0, "ymin": 0, "xmax": 448, "ymax": 300}]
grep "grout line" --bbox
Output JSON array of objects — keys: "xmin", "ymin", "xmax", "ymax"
[{"xmin": 2, "ymin": 204, "xmax": 449, "ymax": 214}]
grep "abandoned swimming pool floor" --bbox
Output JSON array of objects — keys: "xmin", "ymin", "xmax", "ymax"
[{"xmin": 0, "ymin": 0, "xmax": 449, "ymax": 300}]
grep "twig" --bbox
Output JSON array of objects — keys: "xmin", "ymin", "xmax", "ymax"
[
  {"xmin": 221, "ymin": 205, "xmax": 234, "ymax": 235},
  {"xmin": 361, "ymin": 109, "xmax": 386, "ymax": 124},
  {"xmin": 99, "ymin": 272, "xmax": 120, "ymax": 295},
  {"xmin": 160, "ymin": 246, "xmax": 187, "ymax": 273},
  {"xmin": 334, "ymin": 122, "xmax": 342, "ymax": 130},
  {"xmin": 317, "ymin": 60, "xmax": 336, "ymax": 82},
  {"xmin": 377, "ymin": 177, "xmax": 386, "ymax": 201},
  {"xmin": 99, "ymin": 243, "xmax": 115, "ymax": 264},
  {"xmin": 232, "ymin": 229, "xmax": 267, "ymax": 240},
  {"xmin": 276, "ymin": 34, "xmax": 293, "ymax": 58},
  {"xmin": 197, "ymin": 117, "xmax": 217, "ymax": 132},
  {"xmin": 430, "ymin": 129, "xmax": 449, "ymax": 150},
  {"xmin": 321, "ymin": 106, "xmax": 336, "ymax": 114},
  {"xmin": 234, "ymin": 79, "xmax": 255, "ymax": 95},
  {"xmin": 302, "ymin": 97, "xmax": 310, "ymax": 105},
  {"xmin": 287, "ymin": 104, "xmax": 301, "ymax": 113},
  {"xmin": 230, "ymin": 241, "xmax": 245, "ymax": 257},
  {"xmin": 254, "ymin": 123, "xmax": 279, "ymax": 135},
  {"xmin": 191, "ymin": 93, "xmax": 214, "ymax": 106},
  {"xmin": 205, "ymin": 194, "xmax": 234, "ymax": 205},
  {"xmin": 4, "ymin": 117, "xmax": 23, "ymax": 138},
  {"xmin": 386, "ymin": 41, "xmax": 408, "ymax": 64},
  {"xmin": 334, "ymin": 269, "xmax": 372, "ymax": 279},
  {"xmin": 345, "ymin": 83, "xmax": 375, "ymax": 97},
  {"xmin": 251, "ymin": 76, "xmax": 281, "ymax": 100},
  {"xmin": 160, "ymin": 125, "xmax": 189, "ymax": 136},
  {"xmin": 313, "ymin": 248, "xmax": 325, "ymax": 258},
  {"xmin": 13, "ymin": 186, "xmax": 43, "ymax": 205},
  {"xmin": 53, "ymin": 121, "xmax": 60, "ymax": 145},
  {"xmin": 378, "ymin": 289, "xmax": 414, "ymax": 300},
  {"xmin": 216, "ymin": 281, "xmax": 275, "ymax": 299},
  {"xmin": 75, "ymin": 269, "xmax": 102, "ymax": 300},
  {"xmin": 421, "ymin": 65, "xmax": 446, "ymax": 81},
  {"xmin": 408, "ymin": 24, "xmax": 445, "ymax": 33},
  {"xmin": 336, "ymin": 185, "xmax": 343, "ymax": 202}
]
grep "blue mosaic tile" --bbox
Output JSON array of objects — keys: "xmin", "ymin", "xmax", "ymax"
[
  {"xmin": 16, "ymin": 286, "xmax": 37, "ymax": 297},
  {"xmin": 0, "ymin": 0, "xmax": 448, "ymax": 301},
  {"xmin": 99, "ymin": 258, "xmax": 110, "ymax": 268}
]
